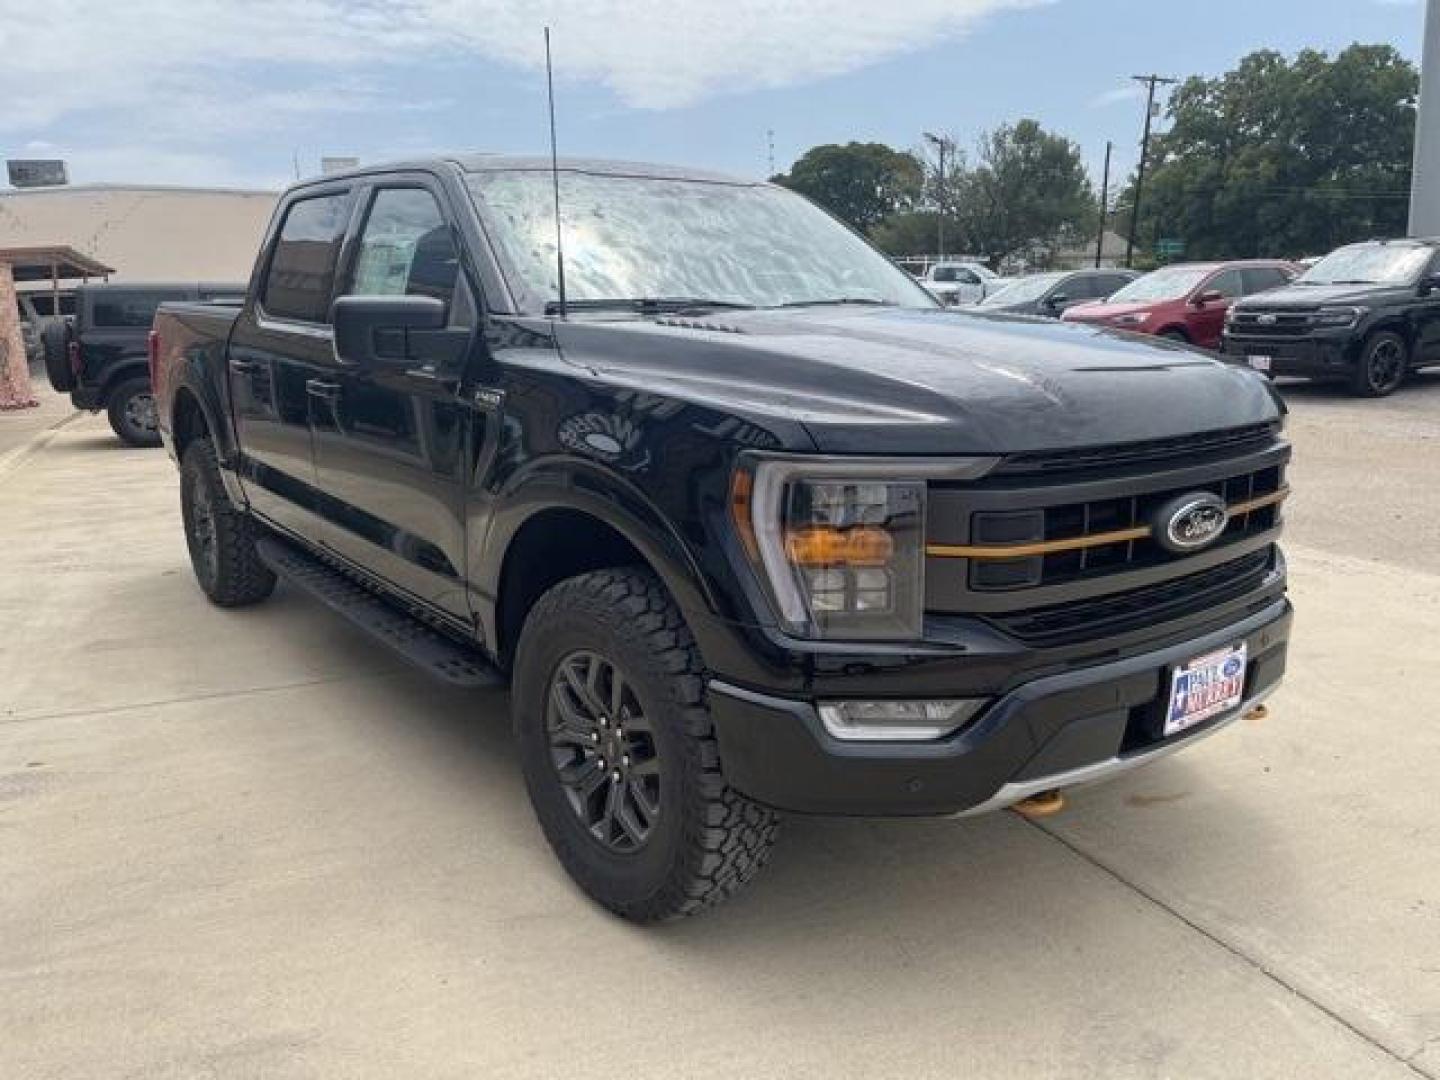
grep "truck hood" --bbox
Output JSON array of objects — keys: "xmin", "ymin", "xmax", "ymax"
[
  {"xmin": 1235, "ymin": 282, "xmax": 1410, "ymax": 310},
  {"xmin": 552, "ymin": 306, "xmax": 1281, "ymax": 456}
]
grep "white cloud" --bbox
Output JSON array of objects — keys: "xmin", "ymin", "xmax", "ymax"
[
  {"xmin": 0, "ymin": 0, "xmax": 1051, "ymax": 134},
  {"xmin": 1089, "ymin": 85, "xmax": 1145, "ymax": 109}
]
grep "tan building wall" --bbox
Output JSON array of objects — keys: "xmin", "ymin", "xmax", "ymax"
[{"xmin": 0, "ymin": 185, "xmax": 278, "ymax": 286}]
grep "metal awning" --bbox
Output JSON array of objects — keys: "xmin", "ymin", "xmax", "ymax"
[{"xmin": 0, "ymin": 245, "xmax": 114, "ymax": 282}]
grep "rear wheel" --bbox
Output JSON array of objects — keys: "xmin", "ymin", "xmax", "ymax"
[
  {"xmin": 1350, "ymin": 331, "xmax": 1407, "ymax": 398},
  {"xmin": 180, "ymin": 437, "xmax": 276, "ymax": 607},
  {"xmin": 513, "ymin": 568, "xmax": 778, "ymax": 922},
  {"xmin": 1158, "ymin": 328, "xmax": 1189, "ymax": 343},
  {"xmin": 107, "ymin": 376, "xmax": 162, "ymax": 447}
]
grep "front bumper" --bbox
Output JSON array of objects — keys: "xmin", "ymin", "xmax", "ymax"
[
  {"xmin": 1221, "ymin": 332, "xmax": 1358, "ymax": 377},
  {"xmin": 707, "ymin": 598, "xmax": 1290, "ymax": 817}
]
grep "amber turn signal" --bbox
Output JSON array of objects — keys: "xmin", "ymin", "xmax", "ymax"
[{"xmin": 785, "ymin": 525, "xmax": 895, "ymax": 567}]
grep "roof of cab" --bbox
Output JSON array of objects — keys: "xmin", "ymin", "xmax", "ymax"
[{"xmin": 299, "ymin": 155, "xmax": 760, "ymax": 188}]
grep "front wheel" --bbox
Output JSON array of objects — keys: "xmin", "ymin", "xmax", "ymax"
[
  {"xmin": 1350, "ymin": 331, "xmax": 1408, "ymax": 398},
  {"xmin": 513, "ymin": 568, "xmax": 778, "ymax": 922},
  {"xmin": 107, "ymin": 376, "xmax": 162, "ymax": 447}
]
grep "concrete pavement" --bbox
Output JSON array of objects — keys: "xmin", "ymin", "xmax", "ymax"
[{"xmin": 1, "ymin": 396, "xmax": 1438, "ymax": 1079}]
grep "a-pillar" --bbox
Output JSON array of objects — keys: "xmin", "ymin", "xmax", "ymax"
[{"xmin": 0, "ymin": 260, "xmax": 39, "ymax": 411}]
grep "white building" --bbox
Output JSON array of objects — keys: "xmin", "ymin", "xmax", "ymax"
[{"xmin": 0, "ymin": 184, "xmax": 278, "ymax": 289}]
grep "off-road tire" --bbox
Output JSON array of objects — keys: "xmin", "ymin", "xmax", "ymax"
[
  {"xmin": 1350, "ymin": 330, "xmax": 1408, "ymax": 398},
  {"xmin": 180, "ymin": 437, "xmax": 276, "ymax": 607},
  {"xmin": 41, "ymin": 319, "xmax": 74, "ymax": 392},
  {"xmin": 513, "ymin": 567, "xmax": 778, "ymax": 922},
  {"xmin": 1158, "ymin": 328, "xmax": 1189, "ymax": 344},
  {"xmin": 107, "ymin": 376, "xmax": 162, "ymax": 447}
]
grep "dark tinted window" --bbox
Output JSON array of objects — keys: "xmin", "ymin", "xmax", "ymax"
[
  {"xmin": 346, "ymin": 188, "xmax": 457, "ymax": 307},
  {"xmin": 1204, "ymin": 269, "xmax": 1244, "ymax": 299},
  {"xmin": 261, "ymin": 194, "xmax": 349, "ymax": 322},
  {"xmin": 90, "ymin": 290, "xmax": 187, "ymax": 328},
  {"xmin": 1065, "ymin": 274, "xmax": 1104, "ymax": 300},
  {"xmin": 1241, "ymin": 267, "xmax": 1290, "ymax": 295},
  {"xmin": 1098, "ymin": 274, "xmax": 1133, "ymax": 297}
]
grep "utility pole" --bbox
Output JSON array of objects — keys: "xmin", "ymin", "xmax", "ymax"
[
  {"xmin": 1125, "ymin": 74, "xmax": 1177, "ymax": 267},
  {"xmin": 1411, "ymin": 0, "xmax": 1440, "ymax": 236},
  {"xmin": 1095, "ymin": 140, "xmax": 1113, "ymax": 268},
  {"xmin": 766, "ymin": 129, "xmax": 776, "ymax": 177},
  {"xmin": 923, "ymin": 131, "xmax": 955, "ymax": 261}
]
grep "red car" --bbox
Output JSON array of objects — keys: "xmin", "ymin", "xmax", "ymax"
[{"xmin": 1061, "ymin": 260, "xmax": 1297, "ymax": 349}]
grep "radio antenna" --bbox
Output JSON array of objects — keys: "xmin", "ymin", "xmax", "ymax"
[{"xmin": 544, "ymin": 27, "xmax": 568, "ymax": 319}]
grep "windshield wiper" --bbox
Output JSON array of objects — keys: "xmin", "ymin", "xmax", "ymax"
[
  {"xmin": 772, "ymin": 297, "xmax": 895, "ymax": 309},
  {"xmin": 544, "ymin": 297, "xmax": 756, "ymax": 315}
]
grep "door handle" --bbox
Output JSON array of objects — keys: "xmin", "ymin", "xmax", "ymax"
[
  {"xmin": 305, "ymin": 379, "xmax": 341, "ymax": 400},
  {"xmin": 229, "ymin": 358, "xmax": 259, "ymax": 374}
]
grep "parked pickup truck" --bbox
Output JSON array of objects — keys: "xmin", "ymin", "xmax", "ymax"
[
  {"xmin": 152, "ymin": 156, "xmax": 1293, "ymax": 921},
  {"xmin": 1222, "ymin": 238, "xmax": 1440, "ymax": 397},
  {"xmin": 45, "ymin": 282, "xmax": 244, "ymax": 445}
]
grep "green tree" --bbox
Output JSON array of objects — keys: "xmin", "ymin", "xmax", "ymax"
[
  {"xmin": 954, "ymin": 120, "xmax": 1096, "ymax": 268},
  {"xmin": 1135, "ymin": 45, "xmax": 1417, "ymax": 259},
  {"xmin": 773, "ymin": 142, "xmax": 925, "ymax": 233}
]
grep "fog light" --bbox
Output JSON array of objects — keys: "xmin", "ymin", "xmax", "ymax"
[{"xmin": 818, "ymin": 699, "xmax": 987, "ymax": 742}]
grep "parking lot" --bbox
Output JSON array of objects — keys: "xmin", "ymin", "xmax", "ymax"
[{"xmin": 2, "ymin": 375, "xmax": 1439, "ymax": 1079}]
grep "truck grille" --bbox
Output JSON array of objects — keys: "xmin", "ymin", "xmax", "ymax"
[
  {"xmin": 1226, "ymin": 310, "xmax": 1314, "ymax": 338},
  {"xmin": 924, "ymin": 428, "xmax": 1289, "ymax": 622},
  {"xmin": 992, "ymin": 422, "xmax": 1278, "ymax": 478},
  {"xmin": 986, "ymin": 549, "xmax": 1276, "ymax": 647},
  {"xmin": 967, "ymin": 464, "xmax": 1283, "ymax": 592}
]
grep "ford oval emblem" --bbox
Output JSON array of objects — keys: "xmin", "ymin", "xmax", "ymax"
[{"xmin": 1153, "ymin": 492, "xmax": 1229, "ymax": 554}]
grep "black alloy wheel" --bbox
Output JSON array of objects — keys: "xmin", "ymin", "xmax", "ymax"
[
  {"xmin": 1352, "ymin": 331, "xmax": 1407, "ymax": 398},
  {"xmin": 546, "ymin": 649, "xmax": 662, "ymax": 853}
]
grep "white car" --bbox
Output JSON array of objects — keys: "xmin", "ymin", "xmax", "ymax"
[{"xmin": 922, "ymin": 262, "xmax": 1011, "ymax": 306}]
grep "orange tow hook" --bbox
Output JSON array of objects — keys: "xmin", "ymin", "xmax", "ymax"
[{"xmin": 1011, "ymin": 790, "xmax": 1066, "ymax": 819}]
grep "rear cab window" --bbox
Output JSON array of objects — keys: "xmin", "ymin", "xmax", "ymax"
[
  {"xmin": 90, "ymin": 290, "xmax": 189, "ymax": 329},
  {"xmin": 260, "ymin": 192, "xmax": 351, "ymax": 323}
]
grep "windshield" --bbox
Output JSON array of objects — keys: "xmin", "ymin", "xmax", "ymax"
[
  {"xmin": 978, "ymin": 272, "xmax": 1066, "ymax": 307},
  {"xmin": 1107, "ymin": 265, "xmax": 1213, "ymax": 304},
  {"xmin": 1298, "ymin": 244, "xmax": 1431, "ymax": 286},
  {"xmin": 466, "ymin": 170, "xmax": 937, "ymax": 312}
]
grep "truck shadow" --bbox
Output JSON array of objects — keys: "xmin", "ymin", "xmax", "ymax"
[{"xmin": 350, "ymin": 650, "xmax": 1292, "ymax": 979}]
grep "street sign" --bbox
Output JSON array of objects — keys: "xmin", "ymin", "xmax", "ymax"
[
  {"xmin": 6, "ymin": 159, "xmax": 68, "ymax": 188},
  {"xmin": 1156, "ymin": 238, "xmax": 1186, "ymax": 257}
]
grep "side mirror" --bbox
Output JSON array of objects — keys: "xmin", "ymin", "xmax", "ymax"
[
  {"xmin": 332, "ymin": 295, "xmax": 447, "ymax": 368},
  {"xmin": 1419, "ymin": 273, "xmax": 1440, "ymax": 296},
  {"xmin": 1193, "ymin": 289, "xmax": 1224, "ymax": 307},
  {"xmin": 1046, "ymin": 292, "xmax": 1069, "ymax": 308}
]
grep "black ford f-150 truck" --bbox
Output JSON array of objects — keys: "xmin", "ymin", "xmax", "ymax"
[
  {"xmin": 1223, "ymin": 238, "xmax": 1440, "ymax": 397},
  {"xmin": 152, "ymin": 156, "xmax": 1292, "ymax": 921}
]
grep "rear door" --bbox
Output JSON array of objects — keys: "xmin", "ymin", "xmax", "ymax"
[
  {"xmin": 227, "ymin": 187, "xmax": 353, "ymax": 540},
  {"xmin": 310, "ymin": 177, "xmax": 476, "ymax": 619}
]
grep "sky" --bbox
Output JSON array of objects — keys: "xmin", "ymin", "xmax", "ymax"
[{"xmin": 0, "ymin": 0, "xmax": 1425, "ymax": 192}]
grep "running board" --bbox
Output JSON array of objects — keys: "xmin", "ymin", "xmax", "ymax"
[{"xmin": 255, "ymin": 535, "xmax": 503, "ymax": 688}]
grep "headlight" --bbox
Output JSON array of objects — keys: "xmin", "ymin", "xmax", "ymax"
[
  {"xmin": 1313, "ymin": 306, "xmax": 1366, "ymax": 328},
  {"xmin": 1111, "ymin": 312, "xmax": 1148, "ymax": 326},
  {"xmin": 730, "ymin": 456, "xmax": 993, "ymax": 640}
]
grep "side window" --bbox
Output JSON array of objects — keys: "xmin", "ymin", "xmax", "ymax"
[
  {"xmin": 347, "ymin": 188, "xmax": 458, "ymax": 308},
  {"xmin": 1204, "ymin": 269, "xmax": 1244, "ymax": 299},
  {"xmin": 91, "ymin": 290, "xmax": 183, "ymax": 328},
  {"xmin": 1064, "ymin": 275, "xmax": 1098, "ymax": 300},
  {"xmin": 261, "ymin": 193, "xmax": 349, "ymax": 323},
  {"xmin": 956, "ymin": 268, "xmax": 981, "ymax": 285},
  {"xmin": 1241, "ymin": 267, "xmax": 1287, "ymax": 295},
  {"xmin": 1100, "ymin": 274, "xmax": 1132, "ymax": 297}
]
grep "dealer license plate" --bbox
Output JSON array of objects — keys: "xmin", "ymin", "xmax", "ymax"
[
  {"xmin": 1247, "ymin": 355, "xmax": 1272, "ymax": 372},
  {"xmin": 1164, "ymin": 643, "xmax": 1248, "ymax": 737}
]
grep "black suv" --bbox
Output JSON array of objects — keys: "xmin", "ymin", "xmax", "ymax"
[
  {"xmin": 1223, "ymin": 239, "xmax": 1440, "ymax": 397},
  {"xmin": 43, "ymin": 283, "xmax": 243, "ymax": 445}
]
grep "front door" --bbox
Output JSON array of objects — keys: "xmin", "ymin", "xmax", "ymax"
[
  {"xmin": 310, "ymin": 181, "xmax": 476, "ymax": 620},
  {"xmin": 229, "ymin": 188, "xmax": 353, "ymax": 540},
  {"xmin": 1189, "ymin": 267, "xmax": 1244, "ymax": 349}
]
